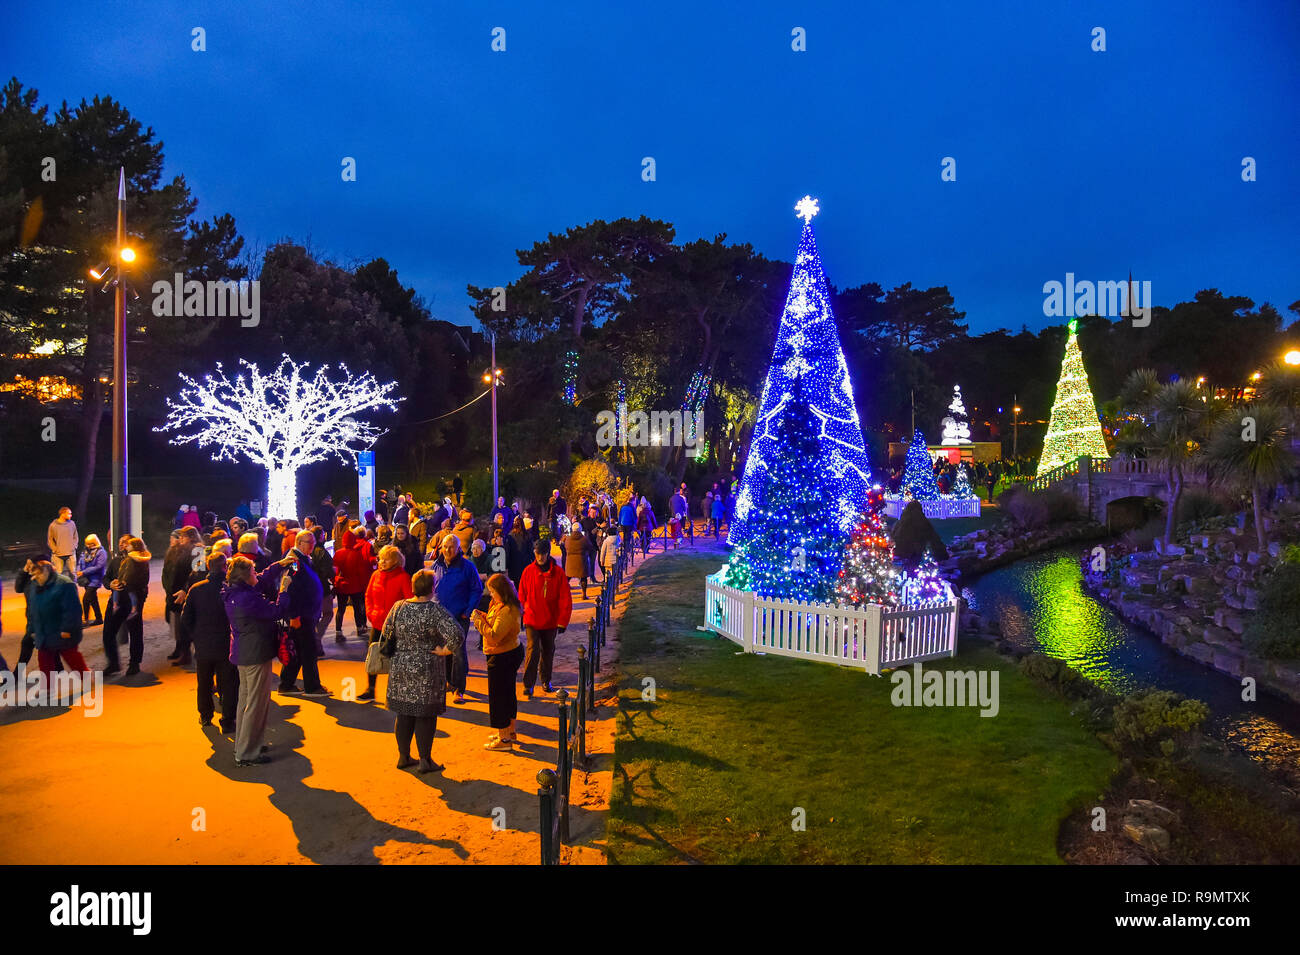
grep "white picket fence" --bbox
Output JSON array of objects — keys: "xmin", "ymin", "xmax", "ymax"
[
  {"xmin": 882, "ymin": 497, "xmax": 981, "ymax": 520},
  {"xmin": 703, "ymin": 574, "xmax": 958, "ymax": 675}
]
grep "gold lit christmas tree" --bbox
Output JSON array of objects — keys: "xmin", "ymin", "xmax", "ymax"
[{"xmin": 1036, "ymin": 319, "xmax": 1110, "ymax": 476}]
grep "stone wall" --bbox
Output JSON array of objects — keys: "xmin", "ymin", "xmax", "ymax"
[{"xmin": 1085, "ymin": 529, "xmax": 1300, "ymax": 704}]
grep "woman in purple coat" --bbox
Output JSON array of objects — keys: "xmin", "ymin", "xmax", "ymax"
[{"xmin": 222, "ymin": 555, "xmax": 291, "ymax": 767}]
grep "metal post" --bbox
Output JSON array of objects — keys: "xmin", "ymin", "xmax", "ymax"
[
  {"xmin": 490, "ymin": 334, "xmax": 499, "ymax": 506},
  {"xmin": 110, "ymin": 167, "xmax": 128, "ymax": 544},
  {"xmin": 555, "ymin": 688, "xmax": 571, "ymax": 842},
  {"xmin": 536, "ymin": 768, "xmax": 558, "ymax": 865},
  {"xmin": 1012, "ymin": 393, "xmax": 1019, "ymax": 479},
  {"xmin": 575, "ymin": 646, "xmax": 588, "ymax": 763}
]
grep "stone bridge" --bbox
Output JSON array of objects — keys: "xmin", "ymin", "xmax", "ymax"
[{"xmin": 1026, "ymin": 456, "xmax": 1188, "ymax": 527}]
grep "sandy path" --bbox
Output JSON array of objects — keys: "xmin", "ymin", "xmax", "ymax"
[{"xmin": 0, "ymin": 541, "xmax": 662, "ymax": 865}]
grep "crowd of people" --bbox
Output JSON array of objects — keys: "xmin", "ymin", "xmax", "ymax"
[
  {"xmin": 885, "ymin": 456, "xmax": 1030, "ymax": 499},
  {"xmin": 3, "ymin": 482, "xmax": 732, "ymax": 771}
]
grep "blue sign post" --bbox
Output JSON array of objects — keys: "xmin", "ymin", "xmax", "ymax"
[{"xmin": 358, "ymin": 450, "xmax": 376, "ymax": 522}]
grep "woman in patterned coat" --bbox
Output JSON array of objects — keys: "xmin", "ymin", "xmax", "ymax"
[{"xmin": 379, "ymin": 568, "xmax": 462, "ymax": 773}]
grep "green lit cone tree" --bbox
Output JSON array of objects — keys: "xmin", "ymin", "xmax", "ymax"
[{"xmin": 1037, "ymin": 319, "xmax": 1111, "ymax": 475}]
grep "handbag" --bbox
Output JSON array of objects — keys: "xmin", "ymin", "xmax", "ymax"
[
  {"xmin": 77, "ymin": 574, "xmax": 89, "ymax": 587},
  {"xmin": 277, "ymin": 627, "xmax": 297, "ymax": 667},
  {"xmin": 365, "ymin": 636, "xmax": 391, "ymax": 675}
]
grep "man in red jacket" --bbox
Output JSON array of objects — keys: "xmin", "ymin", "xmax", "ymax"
[
  {"xmin": 517, "ymin": 539, "xmax": 572, "ymax": 700},
  {"xmin": 331, "ymin": 530, "xmax": 370, "ymax": 643}
]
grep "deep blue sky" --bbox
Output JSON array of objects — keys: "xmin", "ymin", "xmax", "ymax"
[{"xmin": 6, "ymin": 1, "xmax": 1298, "ymax": 333}]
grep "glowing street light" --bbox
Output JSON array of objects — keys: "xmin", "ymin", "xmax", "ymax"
[
  {"xmin": 1285, "ymin": 350, "xmax": 1300, "ymax": 366},
  {"xmin": 119, "ymin": 246, "xmax": 136, "ymax": 263},
  {"xmin": 484, "ymin": 342, "xmax": 504, "ymax": 503}
]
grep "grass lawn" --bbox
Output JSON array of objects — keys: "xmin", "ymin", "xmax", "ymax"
[{"xmin": 607, "ymin": 553, "xmax": 1119, "ymax": 864}]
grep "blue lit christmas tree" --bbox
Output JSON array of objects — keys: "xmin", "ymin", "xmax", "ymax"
[
  {"xmin": 724, "ymin": 375, "xmax": 846, "ymax": 600},
  {"xmin": 729, "ymin": 196, "xmax": 872, "ymax": 550},
  {"xmin": 899, "ymin": 429, "xmax": 940, "ymax": 501}
]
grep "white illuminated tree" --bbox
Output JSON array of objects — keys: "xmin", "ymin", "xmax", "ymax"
[
  {"xmin": 156, "ymin": 356, "xmax": 401, "ymax": 519},
  {"xmin": 940, "ymin": 384, "xmax": 971, "ymax": 445}
]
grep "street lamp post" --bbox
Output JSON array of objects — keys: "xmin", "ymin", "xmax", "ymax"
[
  {"xmin": 1012, "ymin": 398, "xmax": 1021, "ymax": 478},
  {"xmin": 482, "ymin": 336, "xmax": 503, "ymax": 507},
  {"xmin": 89, "ymin": 168, "xmax": 137, "ymax": 542},
  {"xmin": 110, "ymin": 168, "xmax": 129, "ymax": 543}
]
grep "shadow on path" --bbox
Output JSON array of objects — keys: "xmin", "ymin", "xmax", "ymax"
[{"xmin": 206, "ymin": 700, "xmax": 466, "ymax": 864}]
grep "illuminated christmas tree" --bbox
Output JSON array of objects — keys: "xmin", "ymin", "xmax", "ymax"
[
  {"xmin": 835, "ymin": 487, "xmax": 899, "ymax": 607},
  {"xmin": 951, "ymin": 463, "xmax": 975, "ymax": 499},
  {"xmin": 724, "ymin": 375, "xmax": 846, "ymax": 601},
  {"xmin": 729, "ymin": 196, "xmax": 871, "ymax": 548},
  {"xmin": 940, "ymin": 384, "xmax": 971, "ymax": 445},
  {"xmin": 1037, "ymin": 319, "xmax": 1110, "ymax": 475},
  {"xmin": 899, "ymin": 429, "xmax": 940, "ymax": 501},
  {"xmin": 899, "ymin": 550, "xmax": 947, "ymax": 606}
]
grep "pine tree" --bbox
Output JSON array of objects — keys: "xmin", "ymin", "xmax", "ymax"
[
  {"xmin": 899, "ymin": 429, "xmax": 940, "ymax": 501},
  {"xmin": 729, "ymin": 196, "xmax": 871, "ymax": 548},
  {"xmin": 835, "ymin": 488, "xmax": 899, "ymax": 607},
  {"xmin": 1037, "ymin": 319, "xmax": 1110, "ymax": 475},
  {"xmin": 724, "ymin": 375, "xmax": 846, "ymax": 601}
]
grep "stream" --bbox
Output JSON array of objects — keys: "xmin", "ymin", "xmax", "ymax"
[{"xmin": 962, "ymin": 545, "xmax": 1300, "ymax": 773}]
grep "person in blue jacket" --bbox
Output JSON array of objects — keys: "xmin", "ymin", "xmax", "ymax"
[
  {"xmin": 25, "ymin": 559, "xmax": 87, "ymax": 676},
  {"xmin": 430, "ymin": 534, "xmax": 483, "ymax": 703},
  {"xmin": 76, "ymin": 534, "xmax": 109, "ymax": 626},
  {"xmin": 618, "ymin": 498, "xmax": 637, "ymax": 551}
]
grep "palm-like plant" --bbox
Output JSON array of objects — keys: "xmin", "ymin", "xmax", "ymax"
[
  {"xmin": 1206, "ymin": 403, "xmax": 1297, "ymax": 552},
  {"xmin": 1119, "ymin": 371, "xmax": 1214, "ymax": 547},
  {"xmin": 1258, "ymin": 362, "xmax": 1300, "ymax": 412},
  {"xmin": 1259, "ymin": 362, "xmax": 1300, "ymax": 443},
  {"xmin": 1147, "ymin": 380, "xmax": 1213, "ymax": 548}
]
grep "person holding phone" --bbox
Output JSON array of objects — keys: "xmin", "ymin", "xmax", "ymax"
[{"xmin": 472, "ymin": 573, "xmax": 525, "ymax": 751}]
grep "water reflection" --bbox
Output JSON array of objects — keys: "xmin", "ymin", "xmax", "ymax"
[{"xmin": 966, "ymin": 548, "xmax": 1300, "ymax": 773}]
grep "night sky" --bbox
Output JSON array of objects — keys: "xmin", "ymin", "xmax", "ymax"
[{"xmin": 5, "ymin": 0, "xmax": 1298, "ymax": 332}]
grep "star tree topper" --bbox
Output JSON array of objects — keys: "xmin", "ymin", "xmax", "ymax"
[{"xmin": 795, "ymin": 195, "xmax": 820, "ymax": 224}]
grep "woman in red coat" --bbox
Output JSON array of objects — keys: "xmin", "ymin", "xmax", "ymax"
[
  {"xmin": 361, "ymin": 545, "xmax": 412, "ymax": 700},
  {"xmin": 332, "ymin": 529, "xmax": 370, "ymax": 644}
]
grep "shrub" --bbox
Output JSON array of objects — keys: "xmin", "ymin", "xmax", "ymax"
[
  {"xmin": 1018, "ymin": 652, "xmax": 1090, "ymax": 698},
  {"xmin": 1243, "ymin": 562, "xmax": 1300, "ymax": 658},
  {"xmin": 1176, "ymin": 487, "xmax": 1225, "ymax": 525},
  {"xmin": 1120, "ymin": 516, "xmax": 1165, "ymax": 551},
  {"xmin": 1111, "ymin": 688, "xmax": 1209, "ymax": 753},
  {"xmin": 563, "ymin": 458, "xmax": 620, "ymax": 510},
  {"xmin": 892, "ymin": 500, "xmax": 948, "ymax": 562},
  {"xmin": 997, "ymin": 485, "xmax": 1048, "ymax": 529},
  {"xmin": 1040, "ymin": 488, "xmax": 1080, "ymax": 523},
  {"xmin": 1282, "ymin": 544, "xmax": 1300, "ymax": 566}
]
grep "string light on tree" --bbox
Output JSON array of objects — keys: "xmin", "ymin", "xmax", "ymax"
[
  {"xmin": 156, "ymin": 355, "xmax": 401, "ymax": 519},
  {"xmin": 899, "ymin": 550, "xmax": 948, "ymax": 606},
  {"xmin": 730, "ymin": 195, "xmax": 872, "ymax": 547},
  {"xmin": 835, "ymin": 486, "xmax": 900, "ymax": 607},
  {"xmin": 724, "ymin": 375, "xmax": 846, "ymax": 600},
  {"xmin": 562, "ymin": 349, "xmax": 579, "ymax": 405},
  {"xmin": 680, "ymin": 369, "xmax": 712, "ymax": 457},
  {"xmin": 1037, "ymin": 318, "xmax": 1110, "ymax": 475}
]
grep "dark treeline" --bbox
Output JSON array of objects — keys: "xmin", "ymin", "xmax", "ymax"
[{"xmin": 3, "ymin": 77, "xmax": 1296, "ymax": 519}]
